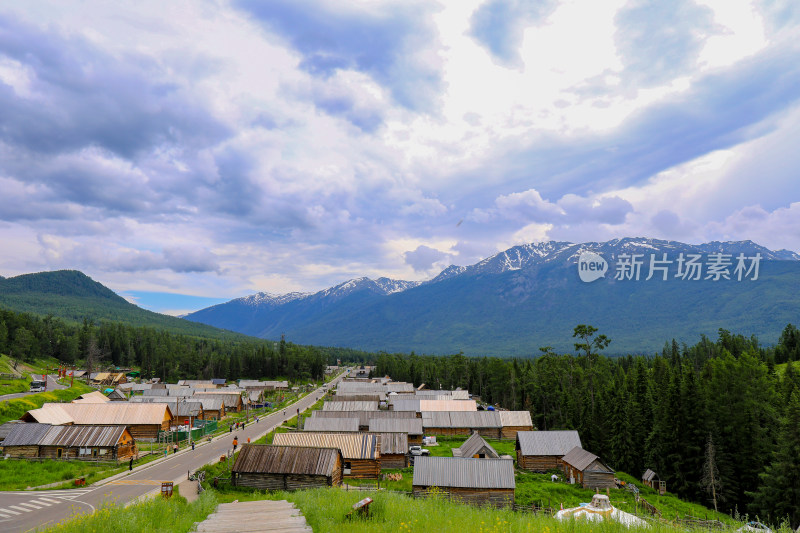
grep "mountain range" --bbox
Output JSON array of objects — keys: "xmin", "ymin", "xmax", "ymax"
[{"xmin": 185, "ymin": 238, "xmax": 800, "ymax": 355}]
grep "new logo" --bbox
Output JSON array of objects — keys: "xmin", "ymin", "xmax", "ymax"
[{"xmin": 578, "ymin": 251, "xmax": 608, "ymax": 283}]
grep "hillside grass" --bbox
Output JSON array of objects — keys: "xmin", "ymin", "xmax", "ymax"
[
  {"xmin": 0, "ymin": 381, "xmax": 93, "ymax": 424},
  {"xmin": 39, "ymin": 487, "xmax": 218, "ymax": 533},
  {"xmin": 0, "ymin": 459, "xmax": 122, "ymax": 491}
]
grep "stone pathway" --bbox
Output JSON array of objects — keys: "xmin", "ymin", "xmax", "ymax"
[{"xmin": 195, "ymin": 500, "xmax": 312, "ymax": 532}]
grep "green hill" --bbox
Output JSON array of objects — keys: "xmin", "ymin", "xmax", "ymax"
[{"xmin": 0, "ymin": 270, "xmax": 246, "ymax": 340}]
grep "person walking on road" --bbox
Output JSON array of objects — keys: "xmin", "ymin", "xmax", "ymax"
[
  {"xmin": 191, "ymin": 441, "xmax": 195, "ymax": 451},
  {"xmin": 233, "ymin": 437, "xmax": 238, "ymax": 452},
  {"xmin": 173, "ymin": 443, "xmax": 178, "ymax": 454},
  {"xmin": 229, "ymin": 425, "xmax": 233, "ymax": 433},
  {"xmin": 129, "ymin": 457, "xmax": 133, "ymax": 471}
]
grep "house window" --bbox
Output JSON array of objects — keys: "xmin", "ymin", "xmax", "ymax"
[{"xmin": 343, "ymin": 462, "xmax": 352, "ymax": 475}]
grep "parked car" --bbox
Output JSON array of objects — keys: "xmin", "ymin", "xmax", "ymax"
[{"xmin": 409, "ymin": 445, "xmax": 430, "ymax": 456}]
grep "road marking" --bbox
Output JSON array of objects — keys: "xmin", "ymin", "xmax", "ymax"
[
  {"xmin": 17, "ymin": 502, "xmax": 43, "ymax": 510},
  {"xmin": 8, "ymin": 505, "xmax": 31, "ymax": 513},
  {"xmin": 29, "ymin": 499, "xmax": 54, "ymax": 506},
  {"xmin": 37, "ymin": 497, "xmax": 63, "ymax": 504},
  {"xmin": 106, "ymin": 479, "xmax": 164, "ymax": 486},
  {"xmin": 0, "ymin": 508, "xmax": 20, "ymax": 516}
]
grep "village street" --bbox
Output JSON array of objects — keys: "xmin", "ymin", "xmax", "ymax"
[
  {"xmin": 0, "ymin": 372, "xmax": 344, "ymax": 533},
  {"xmin": 0, "ymin": 375, "xmax": 65, "ymax": 402}
]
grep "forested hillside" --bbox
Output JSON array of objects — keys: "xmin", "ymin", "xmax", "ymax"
[
  {"xmin": 373, "ymin": 326, "xmax": 800, "ymax": 526},
  {"xmin": 0, "ymin": 270, "xmax": 246, "ymax": 340}
]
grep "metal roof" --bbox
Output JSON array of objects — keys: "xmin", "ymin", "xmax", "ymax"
[
  {"xmin": 73, "ymin": 391, "xmax": 110, "ymax": 403},
  {"xmin": 368, "ymin": 418, "xmax": 423, "ymax": 435},
  {"xmin": 322, "ymin": 401, "xmax": 378, "ymax": 412},
  {"xmin": 1, "ymin": 423, "xmax": 53, "ymax": 446},
  {"xmin": 0, "ymin": 421, "xmax": 25, "ymax": 442},
  {"xmin": 330, "ymin": 394, "xmax": 386, "ymax": 402},
  {"xmin": 39, "ymin": 425, "xmax": 127, "ymax": 447},
  {"xmin": 498, "ymin": 411, "xmax": 533, "ymax": 427},
  {"xmin": 516, "ymin": 431, "xmax": 582, "ymax": 456},
  {"xmin": 421, "ymin": 411, "xmax": 501, "ymax": 428},
  {"xmin": 128, "ymin": 398, "xmax": 203, "ymax": 417},
  {"xmin": 311, "ymin": 410, "xmax": 416, "ymax": 426},
  {"xmin": 194, "ymin": 392, "xmax": 243, "ymax": 406},
  {"xmin": 195, "ymin": 397, "xmax": 226, "ymax": 411},
  {"xmin": 232, "ymin": 444, "xmax": 342, "ymax": 476},
  {"xmin": 177, "ymin": 380, "xmax": 215, "ymax": 386},
  {"xmin": 412, "ymin": 457, "xmax": 515, "ymax": 489},
  {"xmin": 142, "ymin": 388, "xmax": 170, "ymax": 397},
  {"xmin": 415, "ymin": 390, "xmax": 471, "ymax": 400},
  {"xmin": 273, "ymin": 432, "xmax": 380, "ymax": 460},
  {"xmin": 452, "ymin": 433, "xmax": 499, "ymax": 458},
  {"xmin": 393, "ymin": 399, "xmax": 477, "ymax": 412},
  {"xmin": 642, "ymin": 468, "xmax": 658, "ymax": 481},
  {"xmin": 378, "ymin": 433, "xmax": 408, "ymax": 455},
  {"xmin": 303, "ymin": 417, "xmax": 359, "ymax": 432},
  {"xmin": 562, "ymin": 446, "xmax": 613, "ymax": 473},
  {"xmin": 25, "ymin": 403, "xmax": 173, "ymax": 426}
]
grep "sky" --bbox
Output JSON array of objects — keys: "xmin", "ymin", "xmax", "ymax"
[{"xmin": 1, "ymin": 0, "xmax": 800, "ymax": 315}]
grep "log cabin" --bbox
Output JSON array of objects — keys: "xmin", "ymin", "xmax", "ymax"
[
  {"xmin": 561, "ymin": 446, "xmax": 616, "ymax": 489},
  {"xmin": 231, "ymin": 444, "xmax": 343, "ymax": 490},
  {"xmin": 516, "ymin": 430, "xmax": 582, "ymax": 472},
  {"xmin": 412, "ymin": 457, "xmax": 515, "ymax": 508},
  {"xmin": 273, "ymin": 432, "xmax": 381, "ymax": 479}
]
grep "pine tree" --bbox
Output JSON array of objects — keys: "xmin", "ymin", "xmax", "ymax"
[{"xmin": 750, "ymin": 390, "xmax": 800, "ymax": 528}]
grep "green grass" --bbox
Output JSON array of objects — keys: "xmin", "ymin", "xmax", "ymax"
[
  {"xmin": 39, "ymin": 487, "xmax": 218, "ymax": 533},
  {"xmin": 0, "ymin": 381, "xmax": 93, "ymax": 424}
]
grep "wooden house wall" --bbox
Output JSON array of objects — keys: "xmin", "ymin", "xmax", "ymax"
[
  {"xmin": 408, "ymin": 434, "xmax": 423, "ymax": 446},
  {"xmin": 501, "ymin": 426, "xmax": 532, "ymax": 439},
  {"xmin": 582, "ymin": 471, "xmax": 616, "ymax": 489},
  {"xmin": 412, "ymin": 486, "xmax": 514, "ymax": 508},
  {"xmin": 426, "ymin": 427, "xmax": 500, "ymax": 438},
  {"xmin": 381, "ymin": 453, "xmax": 408, "ymax": 469},
  {"xmin": 1, "ymin": 445, "xmax": 39, "ymax": 458},
  {"xmin": 517, "ymin": 451, "xmax": 561, "ymax": 472},
  {"xmin": 346, "ymin": 458, "xmax": 380, "ymax": 479},
  {"xmin": 202, "ymin": 409, "xmax": 223, "ymax": 420},
  {"xmin": 128, "ymin": 424, "xmax": 161, "ymax": 441}
]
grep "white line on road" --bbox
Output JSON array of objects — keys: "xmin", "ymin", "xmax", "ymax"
[
  {"xmin": 29, "ymin": 499, "xmax": 54, "ymax": 506},
  {"xmin": 8, "ymin": 505, "xmax": 31, "ymax": 513},
  {"xmin": 0, "ymin": 508, "xmax": 20, "ymax": 515},
  {"xmin": 17, "ymin": 502, "xmax": 43, "ymax": 509}
]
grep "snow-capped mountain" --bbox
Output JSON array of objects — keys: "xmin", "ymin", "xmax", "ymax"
[{"xmin": 185, "ymin": 238, "xmax": 800, "ymax": 355}]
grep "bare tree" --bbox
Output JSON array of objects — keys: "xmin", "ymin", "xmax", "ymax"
[
  {"xmin": 86, "ymin": 336, "xmax": 101, "ymax": 383},
  {"xmin": 701, "ymin": 433, "xmax": 721, "ymax": 513}
]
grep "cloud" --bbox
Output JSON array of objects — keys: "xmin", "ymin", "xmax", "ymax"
[
  {"xmin": 235, "ymin": 0, "xmax": 442, "ymax": 110},
  {"xmin": 403, "ymin": 245, "xmax": 450, "ymax": 272},
  {"xmin": 469, "ymin": 0, "xmax": 558, "ymax": 67}
]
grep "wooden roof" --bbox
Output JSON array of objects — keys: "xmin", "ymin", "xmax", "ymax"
[
  {"xmin": 311, "ymin": 410, "xmax": 416, "ymax": 427},
  {"xmin": 562, "ymin": 446, "xmax": 614, "ymax": 473},
  {"xmin": 73, "ymin": 391, "xmax": 110, "ymax": 403},
  {"xmin": 643, "ymin": 468, "xmax": 658, "ymax": 481},
  {"xmin": 452, "ymin": 433, "xmax": 499, "ymax": 458},
  {"xmin": 303, "ymin": 417, "xmax": 359, "ymax": 432},
  {"xmin": 24, "ymin": 403, "xmax": 173, "ymax": 426},
  {"xmin": 516, "ymin": 430, "xmax": 582, "ymax": 456},
  {"xmin": 232, "ymin": 444, "xmax": 342, "ymax": 476},
  {"xmin": 378, "ymin": 432, "xmax": 408, "ymax": 455},
  {"xmin": 273, "ymin": 432, "xmax": 380, "ymax": 460},
  {"xmin": 412, "ymin": 457, "xmax": 515, "ymax": 489},
  {"xmin": 368, "ymin": 418, "xmax": 423, "ymax": 435}
]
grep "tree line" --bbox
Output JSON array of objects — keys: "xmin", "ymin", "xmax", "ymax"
[{"xmin": 373, "ymin": 324, "xmax": 800, "ymax": 527}]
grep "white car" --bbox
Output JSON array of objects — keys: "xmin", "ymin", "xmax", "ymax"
[{"xmin": 409, "ymin": 446, "xmax": 430, "ymax": 456}]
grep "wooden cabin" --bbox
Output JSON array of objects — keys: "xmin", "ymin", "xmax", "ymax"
[
  {"xmin": 378, "ymin": 433, "xmax": 409, "ymax": 469},
  {"xmin": 194, "ymin": 398, "xmax": 225, "ymax": 420},
  {"xmin": 422, "ymin": 411, "xmax": 502, "ymax": 438},
  {"xmin": 498, "ymin": 411, "xmax": 534, "ymax": 439},
  {"xmin": 561, "ymin": 446, "xmax": 616, "ymax": 489},
  {"xmin": 412, "ymin": 457, "xmax": 515, "ymax": 508},
  {"xmin": 273, "ymin": 432, "xmax": 381, "ymax": 479},
  {"xmin": 22, "ymin": 403, "xmax": 173, "ymax": 441},
  {"xmin": 452, "ymin": 432, "xmax": 500, "ymax": 459},
  {"xmin": 516, "ymin": 430, "xmax": 581, "ymax": 472},
  {"xmin": 194, "ymin": 392, "xmax": 243, "ymax": 412},
  {"xmin": 642, "ymin": 469, "xmax": 666, "ymax": 494},
  {"xmin": 1, "ymin": 423, "xmax": 136, "ymax": 460},
  {"xmin": 231, "ymin": 444, "xmax": 343, "ymax": 490},
  {"xmin": 368, "ymin": 418, "xmax": 423, "ymax": 446}
]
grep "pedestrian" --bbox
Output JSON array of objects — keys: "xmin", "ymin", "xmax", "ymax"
[
  {"xmin": 229, "ymin": 425, "xmax": 233, "ymax": 433},
  {"xmin": 255, "ymin": 416, "xmax": 259, "ymax": 424},
  {"xmin": 173, "ymin": 443, "xmax": 178, "ymax": 454},
  {"xmin": 233, "ymin": 437, "xmax": 238, "ymax": 452},
  {"xmin": 129, "ymin": 457, "xmax": 133, "ymax": 471},
  {"xmin": 191, "ymin": 441, "xmax": 195, "ymax": 451},
  {"xmin": 247, "ymin": 437, "xmax": 250, "ymax": 444}
]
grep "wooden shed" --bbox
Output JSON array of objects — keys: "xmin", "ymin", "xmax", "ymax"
[
  {"xmin": 412, "ymin": 457, "xmax": 515, "ymax": 508},
  {"xmin": 498, "ymin": 411, "xmax": 534, "ymax": 439},
  {"xmin": 231, "ymin": 444, "xmax": 343, "ymax": 490},
  {"xmin": 452, "ymin": 433, "xmax": 500, "ymax": 459},
  {"xmin": 561, "ymin": 446, "xmax": 616, "ymax": 489},
  {"xmin": 516, "ymin": 430, "xmax": 582, "ymax": 472},
  {"xmin": 194, "ymin": 397, "xmax": 225, "ymax": 420},
  {"xmin": 22, "ymin": 403, "xmax": 173, "ymax": 441},
  {"xmin": 378, "ymin": 433, "xmax": 409, "ymax": 469},
  {"xmin": 642, "ymin": 469, "xmax": 666, "ymax": 494},
  {"xmin": 273, "ymin": 432, "xmax": 381, "ymax": 479},
  {"xmin": 1, "ymin": 423, "xmax": 136, "ymax": 460},
  {"xmin": 368, "ymin": 418, "xmax": 423, "ymax": 446}
]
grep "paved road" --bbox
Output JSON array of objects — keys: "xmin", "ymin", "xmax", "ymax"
[
  {"xmin": 0, "ymin": 372, "xmax": 345, "ymax": 532},
  {"xmin": 0, "ymin": 375, "xmax": 65, "ymax": 402}
]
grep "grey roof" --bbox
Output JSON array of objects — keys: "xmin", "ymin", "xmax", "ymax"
[
  {"xmin": 2, "ymin": 423, "xmax": 54, "ymax": 446},
  {"xmin": 498, "ymin": 411, "xmax": 533, "ymax": 427},
  {"xmin": 368, "ymin": 418, "xmax": 423, "ymax": 435},
  {"xmin": 232, "ymin": 444, "xmax": 342, "ymax": 476},
  {"xmin": 421, "ymin": 411, "xmax": 501, "ymax": 429},
  {"xmin": 211, "ymin": 378, "xmax": 227, "ymax": 385},
  {"xmin": 303, "ymin": 417, "xmax": 359, "ymax": 432},
  {"xmin": 128, "ymin": 397, "xmax": 203, "ymax": 417},
  {"xmin": 142, "ymin": 388, "xmax": 170, "ymax": 397},
  {"xmin": 379, "ymin": 433, "xmax": 408, "ymax": 455},
  {"xmin": 562, "ymin": 446, "xmax": 613, "ymax": 473},
  {"xmin": 322, "ymin": 401, "xmax": 378, "ymax": 412},
  {"xmin": 107, "ymin": 389, "xmax": 127, "ymax": 400},
  {"xmin": 643, "ymin": 468, "xmax": 658, "ymax": 481},
  {"xmin": 195, "ymin": 397, "xmax": 226, "ymax": 411},
  {"xmin": 311, "ymin": 409, "xmax": 416, "ymax": 427},
  {"xmin": 0, "ymin": 421, "xmax": 26, "ymax": 442},
  {"xmin": 412, "ymin": 457, "xmax": 515, "ymax": 489},
  {"xmin": 273, "ymin": 432, "xmax": 380, "ymax": 460},
  {"xmin": 452, "ymin": 433, "xmax": 499, "ymax": 458},
  {"xmin": 516, "ymin": 431, "xmax": 582, "ymax": 456},
  {"xmin": 38, "ymin": 425, "xmax": 127, "ymax": 447}
]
